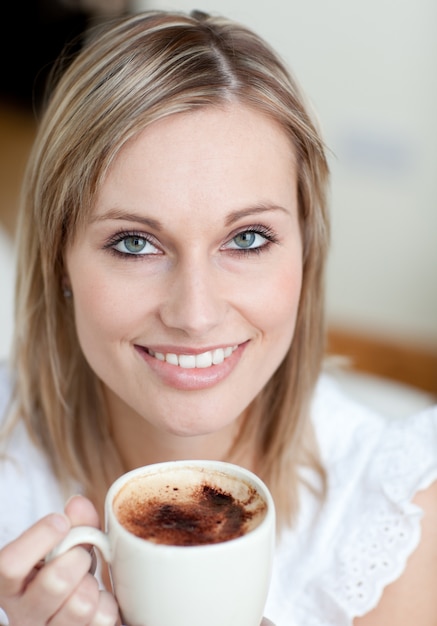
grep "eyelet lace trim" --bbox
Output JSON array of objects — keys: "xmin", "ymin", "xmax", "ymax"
[{"xmin": 297, "ymin": 406, "xmax": 437, "ymax": 625}]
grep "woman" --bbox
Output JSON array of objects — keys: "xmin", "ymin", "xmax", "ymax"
[{"xmin": 0, "ymin": 10, "xmax": 436, "ymax": 626}]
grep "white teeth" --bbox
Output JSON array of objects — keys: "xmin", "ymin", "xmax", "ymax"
[
  {"xmin": 195, "ymin": 351, "xmax": 213, "ymax": 368},
  {"xmin": 179, "ymin": 354, "xmax": 196, "ymax": 369},
  {"xmin": 148, "ymin": 346, "xmax": 237, "ymax": 369},
  {"xmin": 166, "ymin": 353, "xmax": 178, "ymax": 365},
  {"xmin": 212, "ymin": 348, "xmax": 224, "ymax": 365}
]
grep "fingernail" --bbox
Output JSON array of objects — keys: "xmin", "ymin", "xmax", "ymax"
[
  {"xmin": 65, "ymin": 493, "xmax": 84, "ymax": 506},
  {"xmin": 49, "ymin": 513, "xmax": 70, "ymax": 532}
]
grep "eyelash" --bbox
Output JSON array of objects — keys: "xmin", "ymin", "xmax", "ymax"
[
  {"xmin": 103, "ymin": 231, "xmax": 160, "ymax": 259},
  {"xmin": 103, "ymin": 225, "xmax": 279, "ymax": 259},
  {"xmin": 224, "ymin": 224, "xmax": 279, "ymax": 256}
]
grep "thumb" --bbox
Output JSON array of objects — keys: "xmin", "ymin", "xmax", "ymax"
[
  {"xmin": 64, "ymin": 494, "xmax": 100, "ymax": 528},
  {"xmin": 64, "ymin": 495, "xmax": 101, "ymax": 574}
]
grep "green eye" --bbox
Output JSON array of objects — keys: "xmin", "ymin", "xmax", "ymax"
[
  {"xmin": 108, "ymin": 233, "xmax": 160, "ymax": 256},
  {"xmin": 225, "ymin": 229, "xmax": 269, "ymax": 251},
  {"xmin": 233, "ymin": 232, "xmax": 256, "ymax": 248},
  {"xmin": 222, "ymin": 226, "xmax": 278, "ymax": 255},
  {"xmin": 123, "ymin": 236, "xmax": 147, "ymax": 253}
]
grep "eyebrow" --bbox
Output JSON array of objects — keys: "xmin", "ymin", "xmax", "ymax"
[
  {"xmin": 224, "ymin": 203, "xmax": 290, "ymax": 226},
  {"xmin": 91, "ymin": 209, "xmax": 163, "ymax": 230},
  {"xmin": 91, "ymin": 203, "xmax": 290, "ymax": 228}
]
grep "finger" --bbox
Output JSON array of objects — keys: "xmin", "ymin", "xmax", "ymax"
[
  {"xmin": 63, "ymin": 495, "xmax": 101, "ymax": 576},
  {"xmin": 0, "ymin": 513, "xmax": 70, "ymax": 595},
  {"xmin": 24, "ymin": 547, "xmax": 94, "ymax": 625},
  {"xmin": 261, "ymin": 619, "xmax": 276, "ymax": 626},
  {"xmin": 46, "ymin": 570, "xmax": 100, "ymax": 626},
  {"xmin": 64, "ymin": 495, "xmax": 100, "ymax": 528},
  {"xmin": 1, "ymin": 547, "xmax": 92, "ymax": 626},
  {"xmin": 90, "ymin": 590, "xmax": 121, "ymax": 626},
  {"xmin": 49, "ymin": 577, "xmax": 100, "ymax": 626}
]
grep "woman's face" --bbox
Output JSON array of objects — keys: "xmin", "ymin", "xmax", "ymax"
[{"xmin": 65, "ymin": 104, "xmax": 302, "ymax": 441}]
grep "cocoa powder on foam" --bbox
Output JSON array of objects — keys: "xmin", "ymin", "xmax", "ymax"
[{"xmin": 113, "ymin": 471, "xmax": 267, "ymax": 546}]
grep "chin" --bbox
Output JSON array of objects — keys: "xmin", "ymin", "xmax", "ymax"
[{"xmin": 158, "ymin": 412, "xmax": 238, "ymax": 440}]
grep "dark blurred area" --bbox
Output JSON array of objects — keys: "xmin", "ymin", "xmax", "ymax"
[{"xmin": 0, "ymin": 0, "xmax": 128, "ymax": 114}]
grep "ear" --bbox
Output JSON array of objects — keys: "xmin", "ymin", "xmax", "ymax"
[{"xmin": 61, "ymin": 275, "xmax": 72, "ymax": 298}]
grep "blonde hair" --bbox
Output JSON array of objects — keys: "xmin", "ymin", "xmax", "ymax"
[{"xmin": 7, "ymin": 10, "xmax": 330, "ymax": 529}]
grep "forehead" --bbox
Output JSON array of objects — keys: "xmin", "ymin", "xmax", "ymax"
[{"xmin": 93, "ymin": 104, "xmax": 297, "ymax": 219}]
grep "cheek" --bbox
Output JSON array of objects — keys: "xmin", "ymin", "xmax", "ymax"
[
  {"xmin": 71, "ymin": 273, "xmax": 143, "ymax": 348},
  {"xmin": 248, "ymin": 256, "xmax": 302, "ymax": 338}
]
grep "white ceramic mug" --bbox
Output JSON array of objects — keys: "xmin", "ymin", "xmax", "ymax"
[{"xmin": 47, "ymin": 460, "xmax": 276, "ymax": 626}]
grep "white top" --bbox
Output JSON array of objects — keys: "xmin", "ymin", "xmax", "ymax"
[{"xmin": 0, "ymin": 362, "xmax": 436, "ymax": 626}]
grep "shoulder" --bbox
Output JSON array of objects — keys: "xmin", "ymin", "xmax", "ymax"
[
  {"xmin": 315, "ymin": 376, "xmax": 437, "ymax": 623},
  {"xmin": 0, "ymin": 361, "xmax": 69, "ymax": 548},
  {"xmin": 270, "ymin": 375, "xmax": 437, "ymax": 626},
  {"xmin": 311, "ymin": 373, "xmax": 437, "ymax": 481},
  {"xmin": 354, "ymin": 478, "xmax": 437, "ymax": 625},
  {"xmin": 311, "ymin": 372, "xmax": 387, "ymax": 468}
]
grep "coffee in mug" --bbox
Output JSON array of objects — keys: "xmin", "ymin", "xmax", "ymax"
[
  {"xmin": 113, "ymin": 464, "xmax": 267, "ymax": 546},
  {"xmin": 47, "ymin": 460, "xmax": 276, "ymax": 626}
]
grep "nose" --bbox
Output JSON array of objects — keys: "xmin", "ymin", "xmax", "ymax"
[{"xmin": 159, "ymin": 258, "xmax": 227, "ymax": 337}]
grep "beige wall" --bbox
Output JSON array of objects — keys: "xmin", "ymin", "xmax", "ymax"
[{"xmin": 132, "ymin": 0, "xmax": 437, "ymax": 348}]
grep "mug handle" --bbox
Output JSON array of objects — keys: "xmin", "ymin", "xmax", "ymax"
[{"xmin": 45, "ymin": 525, "xmax": 111, "ymax": 564}]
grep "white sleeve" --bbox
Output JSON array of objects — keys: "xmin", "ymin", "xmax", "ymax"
[{"xmin": 300, "ymin": 404, "xmax": 437, "ymax": 625}]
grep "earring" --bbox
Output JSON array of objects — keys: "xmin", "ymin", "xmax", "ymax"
[{"xmin": 63, "ymin": 286, "xmax": 72, "ymax": 298}]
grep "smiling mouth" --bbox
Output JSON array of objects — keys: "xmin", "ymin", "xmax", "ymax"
[{"xmin": 147, "ymin": 346, "xmax": 238, "ymax": 369}]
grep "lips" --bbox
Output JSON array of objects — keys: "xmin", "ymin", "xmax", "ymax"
[
  {"xmin": 135, "ymin": 343, "xmax": 245, "ymax": 391},
  {"xmin": 147, "ymin": 346, "xmax": 238, "ymax": 369}
]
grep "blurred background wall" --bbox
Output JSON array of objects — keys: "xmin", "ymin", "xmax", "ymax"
[
  {"xmin": 0, "ymin": 0, "xmax": 436, "ymax": 394},
  {"xmin": 133, "ymin": 0, "xmax": 437, "ymax": 345}
]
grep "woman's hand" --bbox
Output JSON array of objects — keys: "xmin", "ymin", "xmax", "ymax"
[{"xmin": 0, "ymin": 495, "xmax": 120, "ymax": 625}]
